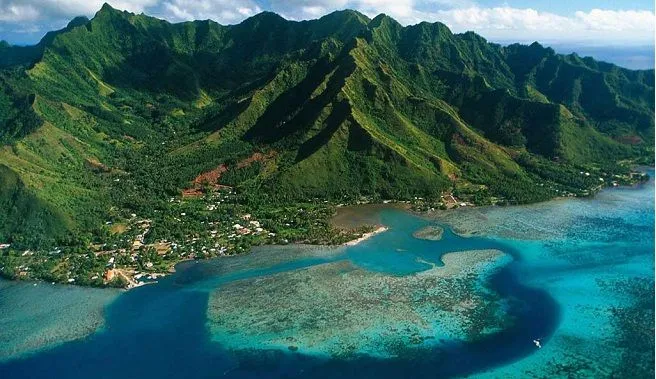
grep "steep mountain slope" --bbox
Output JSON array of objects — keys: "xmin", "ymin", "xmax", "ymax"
[
  {"xmin": 0, "ymin": 16, "xmax": 90, "ymax": 68},
  {"xmin": 0, "ymin": 4, "xmax": 653, "ymax": 248}
]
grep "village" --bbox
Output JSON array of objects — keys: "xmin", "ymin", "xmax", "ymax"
[
  {"xmin": 0, "ymin": 167, "xmax": 648, "ymax": 289},
  {"xmin": 0, "ymin": 188, "xmax": 373, "ymax": 288}
]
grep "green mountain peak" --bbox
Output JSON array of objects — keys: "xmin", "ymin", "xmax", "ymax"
[
  {"xmin": 243, "ymin": 11, "xmax": 288, "ymax": 25},
  {"xmin": 0, "ymin": 7, "xmax": 652, "ymax": 249},
  {"xmin": 99, "ymin": 2, "xmax": 116, "ymax": 13},
  {"xmin": 324, "ymin": 9, "xmax": 369, "ymax": 20},
  {"xmin": 67, "ymin": 16, "xmax": 90, "ymax": 28}
]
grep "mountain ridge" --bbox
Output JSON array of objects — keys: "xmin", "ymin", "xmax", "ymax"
[{"xmin": 0, "ymin": 3, "xmax": 653, "ymax": 249}]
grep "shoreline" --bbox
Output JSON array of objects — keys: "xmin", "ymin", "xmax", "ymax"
[
  {"xmin": 343, "ymin": 226, "xmax": 389, "ymax": 246},
  {"xmin": 124, "ymin": 170, "xmax": 654, "ymax": 289},
  {"xmin": 3, "ymin": 168, "xmax": 650, "ymax": 290},
  {"xmin": 125, "ymin": 226, "xmax": 390, "ymax": 290}
]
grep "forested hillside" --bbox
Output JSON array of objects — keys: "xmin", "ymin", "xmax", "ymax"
[{"xmin": 0, "ymin": 3, "xmax": 653, "ymax": 251}]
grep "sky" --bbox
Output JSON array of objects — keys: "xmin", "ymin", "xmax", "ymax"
[{"xmin": 0, "ymin": 0, "xmax": 654, "ymax": 49}]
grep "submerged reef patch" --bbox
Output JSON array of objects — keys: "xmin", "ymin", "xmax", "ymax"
[
  {"xmin": 601, "ymin": 276, "xmax": 655, "ymax": 377},
  {"xmin": 207, "ymin": 250, "xmax": 511, "ymax": 358},
  {"xmin": 413, "ymin": 226, "xmax": 444, "ymax": 241},
  {"xmin": 474, "ymin": 264, "xmax": 655, "ymax": 379},
  {"xmin": 0, "ymin": 280, "xmax": 119, "ymax": 361}
]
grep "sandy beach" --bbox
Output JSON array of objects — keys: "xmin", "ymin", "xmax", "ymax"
[{"xmin": 343, "ymin": 226, "xmax": 389, "ymax": 246}]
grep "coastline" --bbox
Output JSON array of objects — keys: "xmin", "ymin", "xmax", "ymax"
[
  {"xmin": 120, "ymin": 226, "xmax": 389, "ymax": 290},
  {"xmin": 343, "ymin": 226, "xmax": 389, "ymax": 246},
  {"xmin": 331, "ymin": 202, "xmax": 409, "ymax": 229},
  {"xmin": 2, "ymin": 167, "xmax": 650, "ymax": 290},
  {"xmin": 127, "ymin": 169, "xmax": 655, "ymax": 288},
  {"xmin": 427, "ymin": 168, "xmax": 655, "ymax": 240},
  {"xmin": 2, "ymin": 168, "xmax": 652, "ymax": 377}
]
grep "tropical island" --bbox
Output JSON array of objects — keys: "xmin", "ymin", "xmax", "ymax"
[{"xmin": 0, "ymin": 4, "xmax": 652, "ymax": 288}]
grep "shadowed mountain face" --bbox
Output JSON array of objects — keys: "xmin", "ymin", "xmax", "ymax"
[{"xmin": 0, "ymin": 4, "xmax": 653, "ymax": 247}]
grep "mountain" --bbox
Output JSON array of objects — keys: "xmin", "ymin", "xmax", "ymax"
[
  {"xmin": 0, "ymin": 4, "xmax": 653, "ymax": 248},
  {"xmin": 0, "ymin": 16, "xmax": 90, "ymax": 68}
]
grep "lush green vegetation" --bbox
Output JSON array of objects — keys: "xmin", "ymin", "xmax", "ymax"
[
  {"xmin": 0, "ymin": 4, "xmax": 652, "ymax": 286},
  {"xmin": 0, "ymin": 188, "xmax": 371, "ymax": 287}
]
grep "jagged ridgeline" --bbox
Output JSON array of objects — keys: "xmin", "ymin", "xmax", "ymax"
[{"xmin": 0, "ymin": 3, "xmax": 653, "ymax": 247}]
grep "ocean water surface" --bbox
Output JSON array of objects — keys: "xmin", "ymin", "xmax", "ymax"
[{"xmin": 0, "ymin": 170, "xmax": 653, "ymax": 378}]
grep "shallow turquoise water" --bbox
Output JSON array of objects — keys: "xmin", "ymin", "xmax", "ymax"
[
  {"xmin": 0, "ymin": 280, "xmax": 118, "ymax": 361},
  {"xmin": 473, "ymin": 173, "xmax": 655, "ymax": 377},
  {"xmin": 0, "ymin": 171, "xmax": 653, "ymax": 378}
]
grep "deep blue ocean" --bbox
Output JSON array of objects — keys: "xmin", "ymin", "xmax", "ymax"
[{"xmin": 1, "ymin": 170, "xmax": 653, "ymax": 378}]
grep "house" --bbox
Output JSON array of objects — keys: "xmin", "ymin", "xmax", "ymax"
[{"xmin": 104, "ymin": 269, "xmax": 116, "ymax": 281}]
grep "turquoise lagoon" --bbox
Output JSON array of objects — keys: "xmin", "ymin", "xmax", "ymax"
[{"xmin": 0, "ymin": 171, "xmax": 653, "ymax": 378}]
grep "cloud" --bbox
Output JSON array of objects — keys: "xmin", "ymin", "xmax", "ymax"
[
  {"xmin": 575, "ymin": 9, "xmax": 654, "ymax": 32},
  {"xmin": 354, "ymin": 0, "xmax": 415, "ymax": 18},
  {"xmin": 160, "ymin": 0, "xmax": 262, "ymax": 23},
  {"xmin": 0, "ymin": 3, "xmax": 39, "ymax": 23},
  {"xmin": 268, "ymin": 0, "xmax": 414, "ymax": 21},
  {"xmin": 264, "ymin": 1, "xmax": 653, "ymax": 45},
  {"xmin": 0, "ymin": 0, "xmax": 653, "ymax": 46},
  {"xmin": 0, "ymin": 1, "xmax": 158, "ymax": 22},
  {"xmin": 268, "ymin": 0, "xmax": 346, "ymax": 20},
  {"xmin": 414, "ymin": 6, "xmax": 655, "ymax": 44}
]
